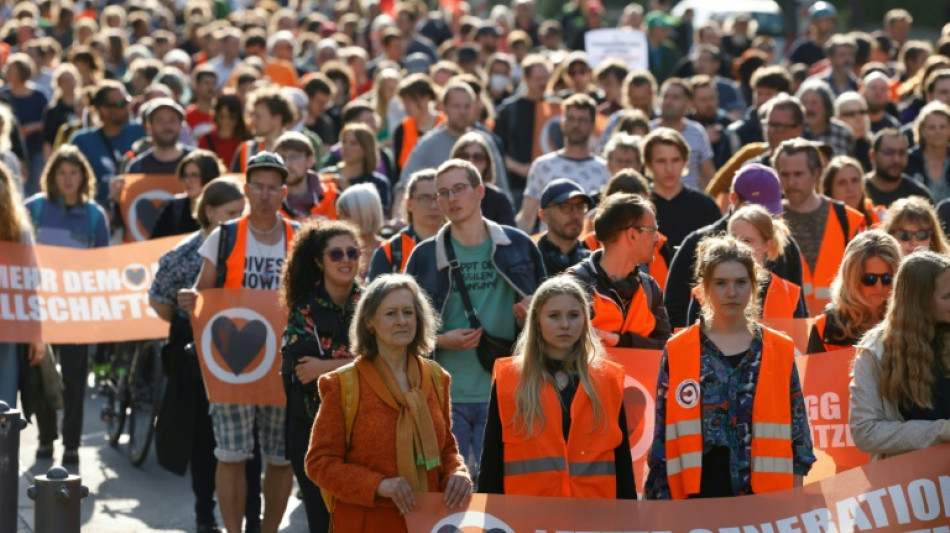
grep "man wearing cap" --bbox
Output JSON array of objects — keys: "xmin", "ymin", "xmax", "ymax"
[
  {"xmin": 516, "ymin": 93, "xmax": 610, "ymax": 232},
  {"xmin": 789, "ymin": 1, "xmax": 838, "ymax": 67},
  {"xmin": 645, "ymin": 10, "xmax": 681, "ymax": 84},
  {"xmin": 127, "ymin": 98, "xmax": 194, "ymax": 174},
  {"xmin": 664, "ymin": 163, "xmax": 805, "ymax": 327},
  {"xmin": 69, "ymin": 79, "xmax": 146, "ymax": 208},
  {"xmin": 567, "ymin": 193, "xmax": 671, "ymax": 349},
  {"xmin": 535, "ymin": 179, "xmax": 593, "ymax": 275},
  {"xmin": 774, "ymin": 139, "xmax": 865, "ymax": 314},
  {"xmin": 182, "ymin": 151, "xmax": 298, "ymax": 533}
]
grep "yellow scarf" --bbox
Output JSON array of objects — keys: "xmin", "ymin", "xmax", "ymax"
[{"xmin": 356, "ymin": 355, "xmax": 441, "ymax": 491}]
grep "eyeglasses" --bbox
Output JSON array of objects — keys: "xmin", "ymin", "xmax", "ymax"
[
  {"xmin": 632, "ymin": 225, "xmax": 659, "ymax": 234},
  {"xmin": 892, "ymin": 229, "xmax": 932, "ymax": 242},
  {"xmin": 326, "ymin": 247, "xmax": 360, "ymax": 262},
  {"xmin": 553, "ymin": 201, "xmax": 589, "ymax": 215},
  {"xmin": 839, "ymin": 109, "xmax": 869, "ymax": 118},
  {"xmin": 860, "ymin": 273, "xmax": 893, "ymax": 287},
  {"xmin": 247, "ymin": 182, "xmax": 284, "ymax": 196},
  {"xmin": 436, "ymin": 183, "xmax": 473, "ymax": 200},
  {"xmin": 457, "ymin": 151, "xmax": 487, "ymax": 163},
  {"xmin": 411, "ymin": 194, "xmax": 438, "ymax": 205}
]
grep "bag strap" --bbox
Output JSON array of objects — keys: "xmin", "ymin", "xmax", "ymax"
[
  {"xmin": 27, "ymin": 197, "xmax": 44, "ymax": 229},
  {"xmin": 215, "ymin": 222, "xmax": 235, "ymax": 288},
  {"xmin": 444, "ymin": 228, "xmax": 482, "ymax": 330},
  {"xmin": 638, "ymin": 270, "xmax": 654, "ymax": 311},
  {"xmin": 391, "ymin": 234, "xmax": 403, "ymax": 273},
  {"xmin": 97, "ymin": 127, "xmax": 119, "ymax": 167},
  {"xmin": 85, "ymin": 202, "xmax": 100, "ymax": 248},
  {"xmin": 202, "ymin": 133, "xmax": 216, "ymax": 153},
  {"xmin": 831, "ymin": 201, "xmax": 849, "ymax": 243}
]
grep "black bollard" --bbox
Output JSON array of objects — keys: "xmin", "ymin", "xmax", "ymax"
[
  {"xmin": 0, "ymin": 400, "xmax": 28, "ymax": 533},
  {"xmin": 26, "ymin": 466, "xmax": 89, "ymax": 533}
]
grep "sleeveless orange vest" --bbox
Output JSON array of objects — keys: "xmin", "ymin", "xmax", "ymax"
[
  {"xmin": 494, "ymin": 356, "xmax": 625, "ymax": 498},
  {"xmin": 397, "ymin": 115, "xmax": 444, "ymax": 168},
  {"xmin": 590, "ymin": 281, "xmax": 656, "ymax": 338},
  {"xmin": 801, "ymin": 203, "xmax": 864, "ymax": 309},
  {"xmin": 811, "ymin": 314, "xmax": 852, "ymax": 352},
  {"xmin": 381, "ymin": 231, "xmax": 417, "ymax": 274},
  {"xmin": 762, "ymin": 273, "xmax": 802, "ymax": 320},
  {"xmin": 280, "ymin": 181, "xmax": 339, "ymax": 221},
  {"xmin": 664, "ymin": 324, "xmax": 795, "ymax": 499},
  {"xmin": 222, "ymin": 215, "xmax": 296, "ymax": 288}
]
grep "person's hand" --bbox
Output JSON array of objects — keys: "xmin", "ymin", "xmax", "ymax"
[
  {"xmin": 28, "ymin": 342, "xmax": 45, "ymax": 366},
  {"xmin": 705, "ymin": 123, "xmax": 722, "ymax": 144},
  {"xmin": 376, "ymin": 476, "xmax": 415, "ymax": 515},
  {"xmin": 438, "ymin": 328, "xmax": 482, "ymax": 350},
  {"xmin": 513, "ymin": 296, "xmax": 531, "ymax": 325},
  {"xmin": 109, "ymin": 176, "xmax": 125, "ymax": 201},
  {"xmin": 443, "ymin": 473, "xmax": 472, "ymax": 509},
  {"xmin": 595, "ymin": 328, "xmax": 619, "ymax": 347},
  {"xmin": 295, "ymin": 356, "xmax": 327, "ymax": 384},
  {"xmin": 177, "ymin": 289, "xmax": 199, "ymax": 313}
]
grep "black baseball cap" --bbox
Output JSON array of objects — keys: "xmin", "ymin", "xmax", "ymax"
[
  {"xmin": 540, "ymin": 178, "xmax": 593, "ymax": 209},
  {"xmin": 246, "ymin": 151, "xmax": 289, "ymax": 182}
]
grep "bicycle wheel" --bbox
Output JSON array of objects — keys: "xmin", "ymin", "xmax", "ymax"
[
  {"xmin": 128, "ymin": 340, "xmax": 164, "ymax": 467},
  {"xmin": 104, "ymin": 344, "xmax": 132, "ymax": 447}
]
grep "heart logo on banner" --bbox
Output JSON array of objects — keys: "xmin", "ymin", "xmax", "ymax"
[
  {"xmin": 124, "ymin": 266, "xmax": 147, "ymax": 286},
  {"xmin": 134, "ymin": 198, "xmax": 164, "ymax": 237},
  {"xmin": 211, "ymin": 317, "xmax": 268, "ymax": 376}
]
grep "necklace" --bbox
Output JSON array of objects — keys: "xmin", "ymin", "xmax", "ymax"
[{"xmin": 248, "ymin": 215, "xmax": 281, "ymax": 235}]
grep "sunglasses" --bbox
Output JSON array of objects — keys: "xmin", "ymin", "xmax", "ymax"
[
  {"xmin": 892, "ymin": 229, "xmax": 932, "ymax": 242},
  {"xmin": 102, "ymin": 98, "xmax": 130, "ymax": 109},
  {"xmin": 860, "ymin": 273, "xmax": 893, "ymax": 287},
  {"xmin": 326, "ymin": 247, "xmax": 360, "ymax": 262}
]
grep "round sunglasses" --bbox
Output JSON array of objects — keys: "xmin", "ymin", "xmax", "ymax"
[{"xmin": 326, "ymin": 247, "xmax": 360, "ymax": 262}]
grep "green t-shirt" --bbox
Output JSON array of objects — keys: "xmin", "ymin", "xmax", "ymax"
[{"xmin": 438, "ymin": 236, "xmax": 519, "ymax": 403}]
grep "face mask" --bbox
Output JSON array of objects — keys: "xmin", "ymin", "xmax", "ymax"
[{"xmin": 489, "ymin": 74, "xmax": 510, "ymax": 92}]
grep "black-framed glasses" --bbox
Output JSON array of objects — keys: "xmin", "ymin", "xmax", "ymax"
[
  {"xmin": 860, "ymin": 273, "xmax": 893, "ymax": 287},
  {"xmin": 326, "ymin": 247, "xmax": 360, "ymax": 262},
  {"xmin": 554, "ymin": 202, "xmax": 589, "ymax": 215},
  {"xmin": 436, "ymin": 183, "xmax": 473, "ymax": 200},
  {"xmin": 892, "ymin": 229, "xmax": 932, "ymax": 242}
]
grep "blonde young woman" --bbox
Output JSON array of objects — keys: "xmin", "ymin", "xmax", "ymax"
[
  {"xmin": 850, "ymin": 251, "xmax": 950, "ymax": 462},
  {"xmin": 882, "ymin": 196, "xmax": 950, "ymax": 256},
  {"xmin": 807, "ymin": 230, "xmax": 902, "ymax": 353},
  {"xmin": 687, "ymin": 205, "xmax": 808, "ymax": 322},
  {"xmin": 646, "ymin": 236, "xmax": 815, "ymax": 499},
  {"xmin": 477, "ymin": 275, "xmax": 636, "ymax": 499}
]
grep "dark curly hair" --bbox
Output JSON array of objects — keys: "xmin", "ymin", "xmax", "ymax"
[{"xmin": 279, "ymin": 219, "xmax": 361, "ymax": 310}]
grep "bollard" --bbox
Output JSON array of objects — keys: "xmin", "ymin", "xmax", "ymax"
[
  {"xmin": 0, "ymin": 400, "xmax": 28, "ymax": 533},
  {"xmin": 26, "ymin": 466, "xmax": 89, "ymax": 533}
]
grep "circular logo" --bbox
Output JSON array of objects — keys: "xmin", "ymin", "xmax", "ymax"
[
  {"xmin": 199, "ymin": 307, "xmax": 277, "ymax": 384},
  {"xmin": 623, "ymin": 374, "xmax": 656, "ymax": 461},
  {"xmin": 430, "ymin": 511, "xmax": 515, "ymax": 533},
  {"xmin": 675, "ymin": 378, "xmax": 701, "ymax": 409},
  {"xmin": 128, "ymin": 190, "xmax": 174, "ymax": 241}
]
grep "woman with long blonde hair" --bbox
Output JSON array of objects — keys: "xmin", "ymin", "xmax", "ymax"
[
  {"xmin": 850, "ymin": 251, "xmax": 950, "ymax": 462},
  {"xmin": 646, "ymin": 235, "xmax": 815, "ymax": 499},
  {"xmin": 476, "ymin": 275, "xmax": 635, "ymax": 499},
  {"xmin": 807, "ymin": 230, "xmax": 902, "ymax": 353},
  {"xmin": 882, "ymin": 196, "xmax": 950, "ymax": 256}
]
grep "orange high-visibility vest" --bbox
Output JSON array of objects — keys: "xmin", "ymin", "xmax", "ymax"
[
  {"xmin": 582, "ymin": 233, "xmax": 599, "ymax": 250},
  {"xmin": 494, "ymin": 356, "xmax": 625, "ymax": 498},
  {"xmin": 762, "ymin": 273, "xmax": 802, "ymax": 320},
  {"xmin": 811, "ymin": 313, "xmax": 852, "ymax": 352},
  {"xmin": 397, "ymin": 114, "xmax": 444, "ymax": 169},
  {"xmin": 280, "ymin": 181, "xmax": 339, "ymax": 221},
  {"xmin": 591, "ymin": 281, "xmax": 656, "ymax": 338},
  {"xmin": 222, "ymin": 215, "xmax": 296, "ymax": 288},
  {"xmin": 381, "ymin": 231, "xmax": 418, "ymax": 274},
  {"xmin": 664, "ymin": 324, "xmax": 795, "ymax": 499},
  {"xmin": 800, "ymin": 203, "xmax": 864, "ymax": 310}
]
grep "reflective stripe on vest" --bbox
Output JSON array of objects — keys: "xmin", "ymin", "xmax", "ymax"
[
  {"xmin": 223, "ymin": 216, "xmax": 296, "ymax": 288},
  {"xmin": 800, "ymin": 203, "xmax": 864, "ymax": 306},
  {"xmin": 762, "ymin": 273, "xmax": 802, "ymax": 320},
  {"xmin": 590, "ymin": 285, "xmax": 656, "ymax": 338},
  {"xmin": 665, "ymin": 324, "xmax": 796, "ymax": 499},
  {"xmin": 494, "ymin": 356, "xmax": 624, "ymax": 498}
]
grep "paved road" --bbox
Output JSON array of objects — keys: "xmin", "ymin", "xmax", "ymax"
[{"xmin": 15, "ymin": 383, "xmax": 310, "ymax": 532}]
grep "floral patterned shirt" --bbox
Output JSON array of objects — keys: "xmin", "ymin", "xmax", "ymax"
[
  {"xmin": 148, "ymin": 231, "xmax": 204, "ymax": 319},
  {"xmin": 645, "ymin": 326, "xmax": 816, "ymax": 499}
]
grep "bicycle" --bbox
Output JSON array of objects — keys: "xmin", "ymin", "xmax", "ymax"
[{"xmin": 97, "ymin": 339, "xmax": 166, "ymax": 467}]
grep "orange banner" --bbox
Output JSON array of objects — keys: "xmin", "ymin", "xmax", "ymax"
[
  {"xmin": 118, "ymin": 173, "xmax": 183, "ymax": 241},
  {"xmin": 0, "ymin": 239, "xmax": 178, "ymax": 343},
  {"xmin": 406, "ymin": 443, "xmax": 950, "ymax": 532},
  {"xmin": 606, "ymin": 346, "xmax": 866, "ymax": 494},
  {"xmin": 191, "ymin": 288, "xmax": 287, "ymax": 406}
]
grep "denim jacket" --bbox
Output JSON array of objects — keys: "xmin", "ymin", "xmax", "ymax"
[{"xmin": 404, "ymin": 218, "xmax": 546, "ymax": 314}]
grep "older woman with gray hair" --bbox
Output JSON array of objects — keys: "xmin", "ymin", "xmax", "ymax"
[{"xmin": 835, "ymin": 91, "xmax": 873, "ymax": 171}]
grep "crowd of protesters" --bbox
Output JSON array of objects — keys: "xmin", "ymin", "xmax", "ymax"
[{"xmin": 2, "ymin": 0, "xmax": 950, "ymax": 532}]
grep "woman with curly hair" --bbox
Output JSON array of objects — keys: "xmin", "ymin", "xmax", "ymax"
[
  {"xmin": 806, "ymin": 230, "xmax": 902, "ymax": 353},
  {"xmin": 882, "ymin": 196, "xmax": 950, "ymax": 256},
  {"xmin": 280, "ymin": 219, "xmax": 363, "ymax": 532},
  {"xmin": 850, "ymin": 251, "xmax": 950, "ymax": 461}
]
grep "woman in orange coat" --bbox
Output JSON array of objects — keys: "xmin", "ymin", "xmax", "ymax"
[
  {"xmin": 306, "ymin": 274, "xmax": 471, "ymax": 531},
  {"xmin": 476, "ymin": 275, "xmax": 636, "ymax": 499}
]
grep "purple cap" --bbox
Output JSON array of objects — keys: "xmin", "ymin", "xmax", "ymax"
[{"xmin": 732, "ymin": 164, "xmax": 783, "ymax": 216}]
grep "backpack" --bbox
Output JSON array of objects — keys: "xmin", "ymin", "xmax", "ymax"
[
  {"xmin": 27, "ymin": 197, "xmax": 102, "ymax": 248},
  {"xmin": 318, "ymin": 358, "xmax": 446, "ymax": 513}
]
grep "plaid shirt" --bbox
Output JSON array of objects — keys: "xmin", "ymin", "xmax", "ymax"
[{"xmin": 808, "ymin": 118, "xmax": 854, "ymax": 157}]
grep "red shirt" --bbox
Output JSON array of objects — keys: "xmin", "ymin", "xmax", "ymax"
[
  {"xmin": 185, "ymin": 105, "xmax": 214, "ymax": 132},
  {"xmin": 198, "ymin": 129, "xmax": 243, "ymax": 170}
]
